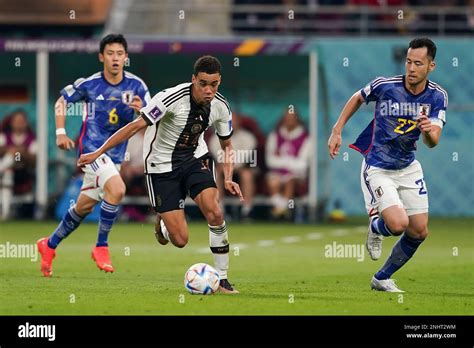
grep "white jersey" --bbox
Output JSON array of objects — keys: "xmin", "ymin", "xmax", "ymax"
[{"xmin": 140, "ymin": 82, "xmax": 233, "ymax": 174}]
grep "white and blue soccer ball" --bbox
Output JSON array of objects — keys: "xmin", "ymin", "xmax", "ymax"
[{"xmin": 184, "ymin": 263, "xmax": 220, "ymax": 295}]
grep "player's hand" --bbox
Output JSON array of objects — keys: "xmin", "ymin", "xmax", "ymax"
[
  {"xmin": 77, "ymin": 151, "xmax": 100, "ymax": 167},
  {"xmin": 56, "ymin": 134, "xmax": 75, "ymax": 151},
  {"xmin": 128, "ymin": 95, "xmax": 143, "ymax": 114},
  {"xmin": 224, "ymin": 180, "xmax": 244, "ymax": 202},
  {"xmin": 328, "ymin": 131, "xmax": 342, "ymax": 159},
  {"xmin": 417, "ymin": 116, "xmax": 432, "ymax": 134}
]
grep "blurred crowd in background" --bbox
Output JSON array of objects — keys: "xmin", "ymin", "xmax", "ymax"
[{"xmin": 0, "ymin": 108, "xmax": 311, "ymax": 222}]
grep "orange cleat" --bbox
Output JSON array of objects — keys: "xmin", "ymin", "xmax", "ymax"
[
  {"xmin": 91, "ymin": 246, "xmax": 114, "ymax": 273},
  {"xmin": 36, "ymin": 237, "xmax": 56, "ymax": 277}
]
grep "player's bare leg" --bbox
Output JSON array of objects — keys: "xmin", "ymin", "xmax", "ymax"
[
  {"xmin": 239, "ymin": 168, "xmax": 255, "ymax": 219},
  {"xmin": 159, "ymin": 209, "xmax": 189, "ymax": 248},
  {"xmin": 37, "ymin": 194, "xmax": 97, "ymax": 277},
  {"xmin": 380, "ymin": 206, "xmax": 409, "ymax": 235},
  {"xmin": 90, "ymin": 175, "xmax": 125, "ymax": 273},
  {"xmin": 406, "ymin": 213, "xmax": 429, "ymax": 240},
  {"xmin": 366, "ymin": 205, "xmax": 406, "ymax": 261},
  {"xmin": 194, "ymin": 187, "xmax": 239, "ymax": 294}
]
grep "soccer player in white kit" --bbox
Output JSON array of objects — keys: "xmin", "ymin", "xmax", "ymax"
[
  {"xmin": 328, "ymin": 38, "xmax": 448, "ymax": 292},
  {"xmin": 78, "ymin": 56, "xmax": 242, "ymax": 293}
]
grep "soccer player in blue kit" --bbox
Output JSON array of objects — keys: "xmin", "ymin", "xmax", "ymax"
[
  {"xmin": 36, "ymin": 34, "xmax": 150, "ymax": 277},
  {"xmin": 328, "ymin": 38, "xmax": 448, "ymax": 292}
]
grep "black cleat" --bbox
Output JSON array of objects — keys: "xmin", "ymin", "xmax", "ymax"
[{"xmin": 218, "ymin": 279, "xmax": 239, "ymax": 294}]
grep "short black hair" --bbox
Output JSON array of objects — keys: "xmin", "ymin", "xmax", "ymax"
[
  {"xmin": 408, "ymin": 38, "xmax": 437, "ymax": 60},
  {"xmin": 100, "ymin": 34, "xmax": 128, "ymax": 53},
  {"xmin": 194, "ymin": 55, "xmax": 221, "ymax": 76}
]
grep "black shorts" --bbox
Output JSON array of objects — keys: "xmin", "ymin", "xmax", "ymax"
[{"xmin": 145, "ymin": 156, "xmax": 217, "ymax": 213}]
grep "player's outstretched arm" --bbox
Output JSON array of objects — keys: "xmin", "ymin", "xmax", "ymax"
[
  {"xmin": 219, "ymin": 138, "xmax": 244, "ymax": 201},
  {"xmin": 328, "ymin": 91, "xmax": 365, "ymax": 159},
  {"xmin": 77, "ymin": 116, "xmax": 148, "ymax": 166},
  {"xmin": 55, "ymin": 96, "xmax": 76, "ymax": 151}
]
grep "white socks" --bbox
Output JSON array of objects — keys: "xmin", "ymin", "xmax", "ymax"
[{"xmin": 209, "ymin": 221, "xmax": 229, "ymax": 279}]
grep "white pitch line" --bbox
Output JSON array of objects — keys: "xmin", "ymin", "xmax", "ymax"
[
  {"xmin": 195, "ymin": 247, "xmax": 211, "ymax": 254},
  {"xmin": 257, "ymin": 240, "xmax": 275, "ymax": 247},
  {"xmin": 330, "ymin": 229, "xmax": 349, "ymax": 237},
  {"xmin": 281, "ymin": 236, "xmax": 301, "ymax": 243},
  {"xmin": 354, "ymin": 226, "xmax": 368, "ymax": 233},
  {"xmin": 306, "ymin": 232, "xmax": 323, "ymax": 240},
  {"xmin": 232, "ymin": 243, "xmax": 248, "ymax": 250}
]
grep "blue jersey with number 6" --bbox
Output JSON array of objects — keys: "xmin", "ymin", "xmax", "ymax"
[
  {"xmin": 350, "ymin": 75, "xmax": 448, "ymax": 170},
  {"xmin": 60, "ymin": 71, "xmax": 150, "ymax": 164}
]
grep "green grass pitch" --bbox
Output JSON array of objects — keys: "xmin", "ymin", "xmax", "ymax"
[{"xmin": 0, "ymin": 218, "xmax": 472, "ymax": 315}]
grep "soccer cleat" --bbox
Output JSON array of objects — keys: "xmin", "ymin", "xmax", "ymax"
[
  {"xmin": 218, "ymin": 279, "xmax": 239, "ymax": 294},
  {"xmin": 366, "ymin": 217, "xmax": 384, "ymax": 260},
  {"xmin": 36, "ymin": 237, "xmax": 56, "ymax": 277},
  {"xmin": 91, "ymin": 246, "xmax": 114, "ymax": 273},
  {"xmin": 154, "ymin": 214, "xmax": 169, "ymax": 245},
  {"xmin": 371, "ymin": 276, "xmax": 405, "ymax": 293}
]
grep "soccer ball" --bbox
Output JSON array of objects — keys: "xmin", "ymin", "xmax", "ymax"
[{"xmin": 184, "ymin": 263, "xmax": 220, "ymax": 295}]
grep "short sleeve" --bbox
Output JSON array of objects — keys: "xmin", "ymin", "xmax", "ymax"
[
  {"xmin": 60, "ymin": 77, "xmax": 88, "ymax": 103},
  {"xmin": 213, "ymin": 100, "xmax": 233, "ymax": 140},
  {"xmin": 430, "ymin": 89, "xmax": 448, "ymax": 129},
  {"xmin": 360, "ymin": 77, "xmax": 386, "ymax": 104},
  {"xmin": 139, "ymin": 91, "xmax": 168, "ymax": 126},
  {"xmin": 136, "ymin": 80, "xmax": 151, "ymax": 107}
]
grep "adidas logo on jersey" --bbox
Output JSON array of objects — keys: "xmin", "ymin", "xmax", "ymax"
[{"xmin": 96, "ymin": 94, "xmax": 105, "ymax": 100}]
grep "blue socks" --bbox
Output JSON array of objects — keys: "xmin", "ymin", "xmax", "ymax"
[
  {"xmin": 97, "ymin": 200, "xmax": 120, "ymax": 247},
  {"xmin": 370, "ymin": 216, "xmax": 394, "ymax": 237},
  {"xmin": 375, "ymin": 233, "xmax": 425, "ymax": 280},
  {"xmin": 48, "ymin": 206, "xmax": 84, "ymax": 249}
]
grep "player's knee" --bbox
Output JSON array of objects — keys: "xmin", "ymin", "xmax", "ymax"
[
  {"xmin": 418, "ymin": 228, "xmax": 429, "ymax": 240},
  {"xmin": 205, "ymin": 207, "xmax": 224, "ymax": 226},
  {"xmin": 74, "ymin": 204, "xmax": 93, "ymax": 216},
  {"xmin": 410, "ymin": 227, "xmax": 429, "ymax": 240},
  {"xmin": 386, "ymin": 217, "xmax": 408, "ymax": 235},
  {"xmin": 173, "ymin": 233, "xmax": 188, "ymax": 248},
  {"xmin": 109, "ymin": 182, "xmax": 126, "ymax": 201}
]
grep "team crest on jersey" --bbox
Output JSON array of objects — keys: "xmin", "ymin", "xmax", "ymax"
[
  {"xmin": 121, "ymin": 90, "xmax": 134, "ymax": 105},
  {"xmin": 417, "ymin": 103, "xmax": 431, "ymax": 119},
  {"xmin": 191, "ymin": 123, "xmax": 202, "ymax": 134},
  {"xmin": 375, "ymin": 186, "xmax": 384, "ymax": 198}
]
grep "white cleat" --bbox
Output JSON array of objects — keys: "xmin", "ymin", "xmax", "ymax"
[
  {"xmin": 371, "ymin": 276, "xmax": 405, "ymax": 293},
  {"xmin": 366, "ymin": 217, "xmax": 383, "ymax": 260}
]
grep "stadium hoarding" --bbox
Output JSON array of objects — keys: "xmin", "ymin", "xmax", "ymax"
[{"xmin": 0, "ymin": 38, "xmax": 305, "ymax": 55}]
